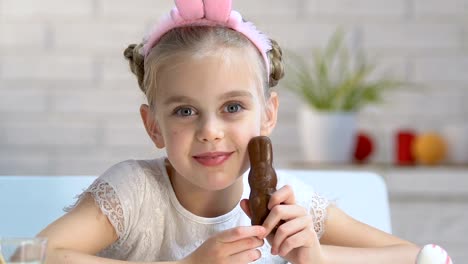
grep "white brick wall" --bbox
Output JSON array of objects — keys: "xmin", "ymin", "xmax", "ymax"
[
  {"xmin": 413, "ymin": 56, "xmax": 468, "ymax": 82},
  {"xmin": 50, "ymin": 90, "xmax": 144, "ymax": 113},
  {"xmin": 1, "ymin": 55, "xmax": 94, "ymax": 80},
  {"xmin": 52, "ymin": 20, "xmax": 146, "ymax": 55},
  {"xmin": 97, "ymin": 0, "xmax": 173, "ymax": 19},
  {"xmin": 51, "ymin": 147, "xmax": 165, "ymax": 175},
  {"xmin": 414, "ymin": 0, "xmax": 468, "ymax": 17},
  {"xmin": 0, "ymin": 89, "xmax": 48, "ymax": 112},
  {"xmin": 0, "ymin": 22, "xmax": 46, "ymax": 47},
  {"xmin": 102, "ymin": 56, "xmax": 137, "ymax": 82},
  {"xmin": 315, "ymin": 0, "xmax": 407, "ymax": 17},
  {"xmin": 260, "ymin": 21, "xmax": 338, "ymax": 50},
  {"xmin": 363, "ymin": 23, "xmax": 461, "ymax": 50},
  {"xmin": 0, "ymin": 0, "xmax": 465, "ymax": 173},
  {"xmin": 102, "ymin": 117, "xmax": 154, "ymax": 147},
  {"xmin": 0, "ymin": 149, "xmax": 50, "ymax": 175},
  {"xmin": 1, "ymin": 0, "xmax": 94, "ymax": 17},
  {"xmin": 0, "ymin": 1, "xmax": 466, "ymax": 163},
  {"xmin": 233, "ymin": 0, "xmax": 302, "ymax": 17},
  {"xmin": 3, "ymin": 120, "xmax": 98, "ymax": 146}
]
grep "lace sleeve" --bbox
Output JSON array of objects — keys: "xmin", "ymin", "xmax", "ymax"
[
  {"xmin": 309, "ymin": 192, "xmax": 330, "ymax": 239},
  {"xmin": 64, "ymin": 160, "xmax": 147, "ymax": 243},
  {"xmin": 87, "ymin": 180, "xmax": 125, "ymax": 237},
  {"xmin": 275, "ymin": 171, "xmax": 331, "ymax": 240},
  {"xmin": 65, "ymin": 179, "xmax": 125, "ymax": 238}
]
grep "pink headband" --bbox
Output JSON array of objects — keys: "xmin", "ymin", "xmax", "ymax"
[{"xmin": 142, "ymin": 0, "xmax": 272, "ymax": 77}]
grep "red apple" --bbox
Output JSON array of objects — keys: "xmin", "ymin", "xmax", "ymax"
[{"xmin": 354, "ymin": 132, "xmax": 373, "ymax": 163}]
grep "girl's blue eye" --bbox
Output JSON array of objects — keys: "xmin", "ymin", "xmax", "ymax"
[
  {"xmin": 224, "ymin": 103, "xmax": 242, "ymax": 113},
  {"xmin": 175, "ymin": 107, "xmax": 195, "ymax": 116}
]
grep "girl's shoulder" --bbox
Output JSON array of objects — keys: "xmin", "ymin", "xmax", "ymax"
[
  {"xmin": 98, "ymin": 157, "xmax": 168, "ymax": 188},
  {"xmin": 84, "ymin": 157, "xmax": 170, "ymax": 249},
  {"xmin": 93, "ymin": 157, "xmax": 171, "ymax": 212}
]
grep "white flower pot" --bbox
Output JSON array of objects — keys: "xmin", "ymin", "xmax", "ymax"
[{"xmin": 298, "ymin": 105, "xmax": 357, "ymax": 163}]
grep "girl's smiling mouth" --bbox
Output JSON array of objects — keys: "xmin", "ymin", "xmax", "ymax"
[{"xmin": 193, "ymin": 152, "xmax": 234, "ymax": 166}]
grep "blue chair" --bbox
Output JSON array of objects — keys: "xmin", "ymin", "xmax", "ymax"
[
  {"xmin": 0, "ymin": 171, "xmax": 391, "ymax": 237},
  {"xmin": 277, "ymin": 170, "xmax": 392, "ymax": 234},
  {"xmin": 0, "ymin": 176, "xmax": 97, "ymax": 237}
]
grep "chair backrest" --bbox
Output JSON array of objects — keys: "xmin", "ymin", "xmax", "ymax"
[
  {"xmin": 0, "ymin": 176, "xmax": 97, "ymax": 237},
  {"xmin": 277, "ymin": 170, "xmax": 392, "ymax": 234},
  {"xmin": 0, "ymin": 171, "xmax": 391, "ymax": 237}
]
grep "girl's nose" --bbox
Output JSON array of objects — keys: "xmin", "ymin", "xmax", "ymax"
[{"xmin": 196, "ymin": 115, "xmax": 224, "ymax": 143}]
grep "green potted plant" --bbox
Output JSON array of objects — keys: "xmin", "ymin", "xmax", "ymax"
[{"xmin": 286, "ymin": 29, "xmax": 402, "ymax": 163}]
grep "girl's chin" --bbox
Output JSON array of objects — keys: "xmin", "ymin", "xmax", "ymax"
[{"xmin": 203, "ymin": 179, "xmax": 237, "ymax": 191}]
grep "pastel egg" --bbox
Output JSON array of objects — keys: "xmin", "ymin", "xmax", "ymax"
[{"xmin": 416, "ymin": 244, "xmax": 452, "ymax": 264}]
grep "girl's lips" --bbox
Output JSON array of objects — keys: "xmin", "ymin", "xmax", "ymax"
[{"xmin": 193, "ymin": 152, "xmax": 233, "ymax": 167}]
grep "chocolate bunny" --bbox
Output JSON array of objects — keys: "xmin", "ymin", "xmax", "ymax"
[{"xmin": 247, "ymin": 136, "xmax": 279, "ymax": 226}]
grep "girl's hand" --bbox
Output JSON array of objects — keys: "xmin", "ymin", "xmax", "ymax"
[
  {"xmin": 240, "ymin": 185, "xmax": 326, "ymax": 264},
  {"xmin": 182, "ymin": 226, "xmax": 266, "ymax": 264}
]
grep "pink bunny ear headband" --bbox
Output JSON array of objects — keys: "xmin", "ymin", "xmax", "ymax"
[{"xmin": 142, "ymin": 0, "xmax": 272, "ymax": 77}]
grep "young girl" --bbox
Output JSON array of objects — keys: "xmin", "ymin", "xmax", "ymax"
[{"xmin": 38, "ymin": 0, "xmax": 422, "ymax": 263}]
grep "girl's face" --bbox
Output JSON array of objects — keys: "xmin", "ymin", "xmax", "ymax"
[{"xmin": 147, "ymin": 49, "xmax": 278, "ymax": 192}]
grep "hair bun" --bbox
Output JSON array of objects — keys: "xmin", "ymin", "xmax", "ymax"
[
  {"xmin": 268, "ymin": 39, "xmax": 285, "ymax": 88},
  {"xmin": 123, "ymin": 43, "xmax": 146, "ymax": 92}
]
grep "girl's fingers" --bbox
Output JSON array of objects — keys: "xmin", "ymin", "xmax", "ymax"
[
  {"xmin": 217, "ymin": 226, "xmax": 266, "ymax": 243},
  {"xmin": 277, "ymin": 226, "xmax": 316, "ymax": 257},
  {"xmin": 268, "ymin": 185, "xmax": 295, "ymax": 209},
  {"xmin": 271, "ymin": 215, "xmax": 314, "ymax": 255},
  {"xmin": 262, "ymin": 204, "xmax": 308, "ymax": 236},
  {"xmin": 225, "ymin": 236, "xmax": 264, "ymax": 256},
  {"xmin": 229, "ymin": 248, "xmax": 262, "ymax": 264}
]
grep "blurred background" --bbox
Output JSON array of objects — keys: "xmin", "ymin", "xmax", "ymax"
[{"xmin": 0, "ymin": 0, "xmax": 467, "ymax": 261}]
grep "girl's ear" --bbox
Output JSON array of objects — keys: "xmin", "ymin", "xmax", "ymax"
[
  {"xmin": 260, "ymin": 91, "xmax": 279, "ymax": 136},
  {"xmin": 140, "ymin": 104, "xmax": 165, "ymax": 149}
]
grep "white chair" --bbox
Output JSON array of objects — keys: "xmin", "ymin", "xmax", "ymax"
[{"xmin": 0, "ymin": 170, "xmax": 391, "ymax": 237}]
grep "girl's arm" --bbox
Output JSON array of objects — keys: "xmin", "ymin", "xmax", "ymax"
[
  {"xmin": 319, "ymin": 205, "xmax": 421, "ymax": 263},
  {"xmin": 45, "ymin": 250, "xmax": 177, "ymax": 264},
  {"xmin": 40, "ymin": 194, "xmax": 263, "ymax": 264},
  {"xmin": 38, "ymin": 194, "xmax": 177, "ymax": 264},
  {"xmin": 242, "ymin": 185, "xmax": 421, "ymax": 263}
]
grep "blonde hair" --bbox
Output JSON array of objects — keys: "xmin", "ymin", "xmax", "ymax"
[{"xmin": 124, "ymin": 26, "xmax": 284, "ymax": 107}]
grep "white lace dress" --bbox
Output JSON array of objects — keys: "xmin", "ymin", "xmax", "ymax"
[{"xmin": 70, "ymin": 158, "xmax": 330, "ymax": 263}]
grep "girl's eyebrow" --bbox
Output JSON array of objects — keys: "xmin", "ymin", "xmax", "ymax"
[
  {"xmin": 164, "ymin": 91, "xmax": 253, "ymax": 105},
  {"xmin": 163, "ymin": 95, "xmax": 195, "ymax": 105},
  {"xmin": 219, "ymin": 90, "xmax": 253, "ymax": 100}
]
